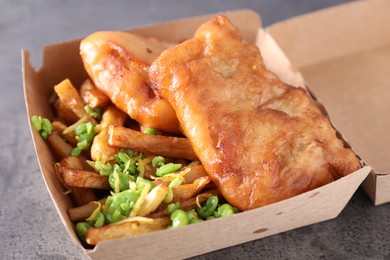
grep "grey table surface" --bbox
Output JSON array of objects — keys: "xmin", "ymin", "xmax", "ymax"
[{"xmin": 1, "ymin": 0, "xmax": 389, "ymax": 259}]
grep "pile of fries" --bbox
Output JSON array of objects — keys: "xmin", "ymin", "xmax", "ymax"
[{"xmin": 32, "ymin": 75, "xmax": 236, "ymax": 246}]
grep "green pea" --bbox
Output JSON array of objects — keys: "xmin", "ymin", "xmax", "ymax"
[
  {"xmin": 77, "ymin": 139, "xmax": 89, "ymax": 149},
  {"xmin": 170, "ymin": 209, "xmax": 189, "ymax": 228},
  {"xmin": 94, "ymin": 212, "xmax": 105, "ymax": 227},
  {"xmin": 102, "ymin": 211, "xmax": 112, "ymax": 223},
  {"xmin": 214, "ymin": 204, "xmax": 236, "ymax": 218},
  {"xmin": 92, "ymin": 161, "xmax": 113, "ymax": 176},
  {"xmin": 31, "ymin": 116, "xmax": 42, "ymax": 131},
  {"xmin": 115, "ymin": 151, "xmax": 138, "ymax": 175},
  {"xmin": 156, "ymin": 163, "xmax": 182, "ymax": 177},
  {"xmin": 189, "ymin": 218, "xmax": 203, "ymax": 224},
  {"xmin": 31, "ymin": 116, "xmax": 52, "ymax": 139},
  {"xmin": 196, "ymin": 195, "xmax": 219, "ymax": 219},
  {"xmin": 143, "ymin": 127, "xmax": 162, "ymax": 135},
  {"xmin": 136, "ymin": 177, "xmax": 155, "ymax": 190},
  {"xmin": 169, "ymin": 177, "xmax": 183, "ymax": 188},
  {"xmin": 74, "ymin": 123, "xmax": 86, "ymax": 136},
  {"xmin": 72, "ymin": 122, "xmax": 96, "ymax": 156},
  {"xmin": 186, "ymin": 209, "xmax": 203, "ymax": 224},
  {"xmin": 164, "ymin": 202, "xmax": 180, "ymax": 214},
  {"xmin": 108, "ymin": 169, "xmax": 133, "ymax": 192},
  {"xmin": 75, "ymin": 222, "xmax": 91, "ymax": 241},
  {"xmin": 76, "ymin": 123, "xmax": 95, "ymax": 141},
  {"xmin": 84, "ymin": 105, "xmax": 102, "ymax": 121},
  {"xmin": 186, "ymin": 209, "xmax": 197, "ymax": 220},
  {"xmin": 104, "ymin": 208, "xmax": 122, "ymax": 224},
  {"xmin": 152, "ymin": 156, "xmax": 165, "ymax": 168},
  {"xmin": 71, "ymin": 147, "xmax": 82, "ymax": 157},
  {"xmin": 115, "ymin": 151, "xmax": 130, "ymax": 165},
  {"xmin": 41, "ymin": 118, "xmax": 53, "ymax": 138},
  {"xmin": 111, "ymin": 208, "xmax": 122, "ymax": 223},
  {"xmin": 71, "ymin": 139, "xmax": 90, "ymax": 156},
  {"xmin": 106, "ymin": 190, "xmax": 139, "ymax": 217},
  {"xmin": 163, "ymin": 188, "xmax": 173, "ymax": 204},
  {"xmin": 103, "ymin": 196, "xmax": 113, "ymax": 210},
  {"xmin": 125, "ymin": 159, "xmax": 138, "ymax": 175},
  {"xmin": 164, "ymin": 176, "xmax": 183, "ymax": 204},
  {"xmin": 86, "ymin": 122, "xmax": 94, "ymax": 135},
  {"xmin": 116, "ymin": 149, "xmax": 138, "ymax": 160}
]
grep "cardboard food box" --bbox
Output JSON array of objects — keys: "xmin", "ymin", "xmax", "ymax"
[
  {"xmin": 268, "ymin": 0, "xmax": 390, "ymax": 206},
  {"xmin": 22, "ymin": 9, "xmax": 371, "ymax": 260}
]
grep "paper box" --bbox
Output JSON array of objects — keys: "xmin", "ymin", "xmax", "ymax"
[
  {"xmin": 268, "ymin": 0, "xmax": 390, "ymax": 206},
  {"xmin": 22, "ymin": 9, "xmax": 370, "ymax": 259}
]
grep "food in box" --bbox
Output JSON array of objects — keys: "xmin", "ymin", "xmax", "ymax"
[{"xmin": 23, "ymin": 9, "xmax": 370, "ymax": 259}]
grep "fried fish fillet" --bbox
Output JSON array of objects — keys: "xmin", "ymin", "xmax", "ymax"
[
  {"xmin": 149, "ymin": 16, "xmax": 361, "ymax": 211},
  {"xmin": 80, "ymin": 31, "xmax": 181, "ymax": 134}
]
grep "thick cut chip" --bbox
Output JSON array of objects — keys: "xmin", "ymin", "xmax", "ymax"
[
  {"xmin": 172, "ymin": 176, "xmax": 211, "ymax": 202},
  {"xmin": 54, "ymin": 79, "xmax": 96, "ymax": 124},
  {"xmin": 58, "ymin": 157, "xmax": 97, "ymax": 206},
  {"xmin": 108, "ymin": 125, "xmax": 197, "ymax": 160},
  {"xmin": 91, "ymin": 105, "xmax": 127, "ymax": 163},
  {"xmin": 85, "ymin": 217, "xmax": 170, "ymax": 245},
  {"xmin": 55, "ymin": 164, "xmax": 110, "ymax": 190},
  {"xmin": 149, "ymin": 15, "xmax": 361, "ymax": 211}
]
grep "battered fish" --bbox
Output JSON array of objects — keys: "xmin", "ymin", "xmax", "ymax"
[
  {"xmin": 149, "ymin": 16, "xmax": 361, "ymax": 210},
  {"xmin": 80, "ymin": 31, "xmax": 181, "ymax": 134}
]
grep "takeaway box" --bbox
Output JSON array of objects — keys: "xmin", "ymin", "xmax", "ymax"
[
  {"xmin": 23, "ymin": 9, "xmax": 370, "ymax": 260},
  {"xmin": 268, "ymin": 0, "xmax": 390, "ymax": 206}
]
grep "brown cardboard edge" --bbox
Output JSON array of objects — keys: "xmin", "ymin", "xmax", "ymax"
[
  {"xmin": 256, "ymin": 28, "xmax": 306, "ymax": 88},
  {"xmin": 267, "ymin": 0, "xmax": 390, "ymax": 68},
  {"xmin": 22, "ymin": 50, "xmax": 82, "ymax": 246},
  {"xmin": 362, "ymin": 173, "xmax": 390, "ymax": 206},
  {"xmin": 127, "ymin": 9, "xmax": 261, "ymax": 44},
  {"xmin": 361, "ymin": 171, "xmax": 376, "ymax": 204},
  {"xmin": 374, "ymin": 175, "xmax": 390, "ymax": 205}
]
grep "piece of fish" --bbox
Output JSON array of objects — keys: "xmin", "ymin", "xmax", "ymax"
[
  {"xmin": 149, "ymin": 16, "xmax": 361, "ymax": 210},
  {"xmin": 80, "ymin": 31, "xmax": 181, "ymax": 134}
]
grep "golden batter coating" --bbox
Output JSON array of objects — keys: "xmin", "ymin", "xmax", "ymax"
[
  {"xmin": 80, "ymin": 31, "xmax": 181, "ymax": 134},
  {"xmin": 149, "ymin": 16, "xmax": 361, "ymax": 210}
]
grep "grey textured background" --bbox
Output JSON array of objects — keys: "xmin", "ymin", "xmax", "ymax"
[{"xmin": 1, "ymin": 0, "xmax": 389, "ymax": 259}]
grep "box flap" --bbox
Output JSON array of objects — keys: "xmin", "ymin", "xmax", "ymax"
[
  {"xmin": 22, "ymin": 50, "xmax": 80, "ymax": 244},
  {"xmin": 128, "ymin": 9, "xmax": 261, "ymax": 44},
  {"xmin": 268, "ymin": 0, "xmax": 390, "ymax": 174},
  {"xmin": 256, "ymin": 29, "xmax": 305, "ymax": 88}
]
